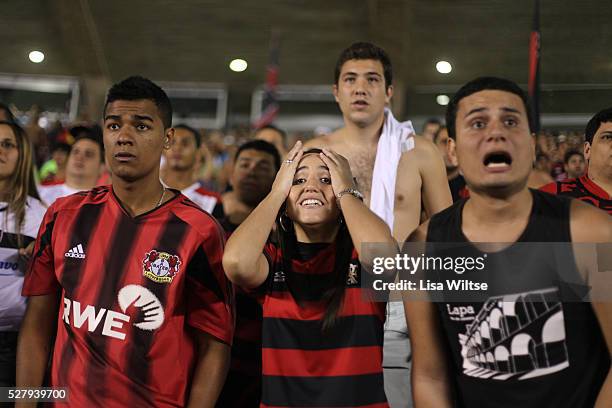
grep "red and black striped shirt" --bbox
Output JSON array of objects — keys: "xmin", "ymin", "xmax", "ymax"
[
  {"xmin": 23, "ymin": 186, "xmax": 234, "ymax": 407},
  {"xmin": 540, "ymin": 174, "xmax": 612, "ymax": 215},
  {"xmin": 259, "ymin": 242, "xmax": 388, "ymax": 408}
]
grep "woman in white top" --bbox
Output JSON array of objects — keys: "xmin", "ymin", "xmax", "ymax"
[{"xmin": 0, "ymin": 120, "xmax": 46, "ymax": 386}]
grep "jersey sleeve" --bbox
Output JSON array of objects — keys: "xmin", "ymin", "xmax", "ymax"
[
  {"xmin": 22, "ymin": 201, "xmax": 61, "ymax": 296},
  {"xmin": 185, "ymin": 220, "xmax": 235, "ymax": 345}
]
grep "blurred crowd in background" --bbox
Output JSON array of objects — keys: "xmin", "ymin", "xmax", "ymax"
[{"xmin": 0, "ymin": 101, "xmax": 587, "ymax": 201}]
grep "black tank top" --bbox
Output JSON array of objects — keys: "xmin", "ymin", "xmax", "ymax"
[{"xmin": 426, "ymin": 189, "xmax": 609, "ymax": 408}]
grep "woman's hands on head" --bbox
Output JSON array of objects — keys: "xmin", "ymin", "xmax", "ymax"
[
  {"xmin": 270, "ymin": 141, "xmax": 304, "ymax": 200},
  {"xmin": 269, "ymin": 143, "xmax": 357, "ymax": 202},
  {"xmin": 318, "ymin": 148, "xmax": 356, "ymax": 196}
]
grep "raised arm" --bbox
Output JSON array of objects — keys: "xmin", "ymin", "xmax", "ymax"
[{"xmin": 223, "ymin": 142, "xmax": 303, "ymax": 289}]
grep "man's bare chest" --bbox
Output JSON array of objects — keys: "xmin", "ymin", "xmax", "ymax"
[{"xmin": 337, "ymin": 147, "xmax": 377, "ymax": 200}]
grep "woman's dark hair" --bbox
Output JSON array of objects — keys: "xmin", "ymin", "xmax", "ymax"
[{"xmin": 274, "ymin": 148, "xmax": 353, "ymax": 331}]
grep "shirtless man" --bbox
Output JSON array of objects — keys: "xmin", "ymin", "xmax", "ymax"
[{"xmin": 306, "ymin": 42, "xmax": 451, "ymax": 407}]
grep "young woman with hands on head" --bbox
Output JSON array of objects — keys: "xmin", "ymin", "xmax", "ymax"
[{"xmin": 223, "ymin": 141, "xmax": 396, "ymax": 407}]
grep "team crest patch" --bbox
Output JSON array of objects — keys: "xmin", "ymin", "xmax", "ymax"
[{"xmin": 142, "ymin": 250, "xmax": 181, "ymax": 283}]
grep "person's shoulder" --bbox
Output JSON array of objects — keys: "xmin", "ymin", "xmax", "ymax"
[
  {"xmin": 532, "ymin": 187, "xmax": 573, "ymax": 208},
  {"xmin": 38, "ymin": 183, "xmax": 60, "ymax": 192},
  {"xmin": 51, "ymin": 185, "xmax": 110, "ymax": 212},
  {"xmin": 570, "ymin": 198, "xmax": 612, "ymax": 243},
  {"xmin": 171, "ymin": 193, "xmax": 225, "ymax": 237},
  {"xmin": 25, "ymin": 196, "xmax": 47, "ymax": 213},
  {"xmin": 431, "ymin": 198, "xmax": 463, "ymax": 222},
  {"xmin": 23, "ymin": 196, "xmax": 47, "ymax": 235},
  {"xmin": 404, "ymin": 134, "xmax": 438, "ymax": 159},
  {"xmin": 38, "ymin": 182, "xmax": 68, "ymax": 202},
  {"xmin": 539, "ymin": 180, "xmax": 560, "ymax": 194},
  {"xmin": 397, "ymin": 135, "xmax": 441, "ymax": 180},
  {"xmin": 194, "ymin": 186, "xmax": 222, "ymax": 201},
  {"xmin": 304, "ymin": 130, "xmax": 340, "ymax": 149}
]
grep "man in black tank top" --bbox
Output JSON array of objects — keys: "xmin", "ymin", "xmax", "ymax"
[{"xmin": 402, "ymin": 77, "xmax": 612, "ymax": 407}]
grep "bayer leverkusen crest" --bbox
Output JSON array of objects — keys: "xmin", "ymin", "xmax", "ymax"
[{"xmin": 142, "ymin": 250, "xmax": 181, "ymax": 283}]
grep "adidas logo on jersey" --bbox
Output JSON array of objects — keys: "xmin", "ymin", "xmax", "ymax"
[{"xmin": 65, "ymin": 244, "xmax": 86, "ymax": 259}]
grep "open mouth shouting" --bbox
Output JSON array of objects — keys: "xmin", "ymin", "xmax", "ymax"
[{"xmin": 483, "ymin": 150, "xmax": 513, "ymax": 172}]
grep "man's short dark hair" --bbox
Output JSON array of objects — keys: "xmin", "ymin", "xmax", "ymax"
[
  {"xmin": 254, "ymin": 124, "xmax": 287, "ymax": 143},
  {"xmin": 445, "ymin": 76, "xmax": 534, "ymax": 140},
  {"xmin": 70, "ymin": 125, "xmax": 104, "ymax": 162},
  {"xmin": 585, "ymin": 107, "xmax": 612, "ymax": 145},
  {"xmin": 174, "ymin": 124, "xmax": 201, "ymax": 148},
  {"xmin": 564, "ymin": 149, "xmax": 584, "ymax": 164},
  {"xmin": 235, "ymin": 140, "xmax": 281, "ymax": 171},
  {"xmin": 104, "ymin": 76, "xmax": 173, "ymax": 129},
  {"xmin": 334, "ymin": 42, "xmax": 393, "ymax": 89}
]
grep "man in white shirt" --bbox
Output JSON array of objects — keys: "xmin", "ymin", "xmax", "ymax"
[
  {"xmin": 161, "ymin": 124, "xmax": 223, "ymax": 217},
  {"xmin": 38, "ymin": 127, "xmax": 105, "ymax": 205}
]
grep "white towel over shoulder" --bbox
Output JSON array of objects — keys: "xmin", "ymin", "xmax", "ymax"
[{"xmin": 369, "ymin": 108, "xmax": 415, "ymax": 230}]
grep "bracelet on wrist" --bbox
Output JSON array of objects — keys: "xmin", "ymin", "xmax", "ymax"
[{"xmin": 336, "ymin": 188, "xmax": 364, "ymax": 209}]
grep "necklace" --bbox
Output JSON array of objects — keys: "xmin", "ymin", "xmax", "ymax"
[{"xmin": 156, "ymin": 187, "xmax": 167, "ymax": 208}]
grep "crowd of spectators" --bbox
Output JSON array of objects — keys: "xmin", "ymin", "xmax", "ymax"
[{"xmin": 1, "ymin": 101, "xmax": 590, "ymax": 200}]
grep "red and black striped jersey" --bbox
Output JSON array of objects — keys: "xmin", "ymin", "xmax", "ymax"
[
  {"xmin": 258, "ymin": 242, "xmax": 388, "ymax": 408},
  {"xmin": 540, "ymin": 175, "xmax": 612, "ymax": 215},
  {"xmin": 23, "ymin": 186, "xmax": 234, "ymax": 408}
]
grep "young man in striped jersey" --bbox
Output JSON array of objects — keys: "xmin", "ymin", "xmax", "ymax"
[{"xmin": 17, "ymin": 76, "xmax": 234, "ymax": 407}]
